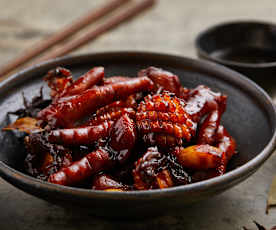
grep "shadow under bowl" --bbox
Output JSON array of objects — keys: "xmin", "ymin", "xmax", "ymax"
[
  {"xmin": 0, "ymin": 52, "xmax": 275, "ymax": 218},
  {"xmin": 195, "ymin": 21, "xmax": 276, "ymax": 87}
]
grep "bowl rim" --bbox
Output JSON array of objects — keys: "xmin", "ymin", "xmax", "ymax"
[
  {"xmin": 0, "ymin": 51, "xmax": 275, "ymax": 200},
  {"xmin": 195, "ymin": 20, "xmax": 276, "ymax": 68}
]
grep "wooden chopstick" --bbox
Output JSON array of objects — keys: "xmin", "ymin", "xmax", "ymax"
[
  {"xmin": 31, "ymin": 0, "xmax": 156, "ymax": 66},
  {"xmin": 0, "ymin": 0, "xmax": 130, "ymax": 78}
]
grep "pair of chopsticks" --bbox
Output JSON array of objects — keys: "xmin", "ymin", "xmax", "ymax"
[{"xmin": 0, "ymin": 0, "xmax": 155, "ymax": 80}]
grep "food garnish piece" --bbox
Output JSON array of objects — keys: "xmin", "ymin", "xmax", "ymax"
[
  {"xmin": 92, "ymin": 173, "xmax": 129, "ymax": 191},
  {"xmin": 138, "ymin": 66, "xmax": 181, "ymax": 96},
  {"xmin": 24, "ymin": 133, "xmax": 72, "ymax": 180},
  {"xmin": 44, "ymin": 67, "xmax": 73, "ymax": 99},
  {"xmin": 173, "ymin": 145, "xmax": 222, "ymax": 170},
  {"xmin": 133, "ymin": 147, "xmax": 174, "ymax": 190},
  {"xmin": 59, "ymin": 66, "xmax": 104, "ymax": 98},
  {"xmin": 2, "ymin": 117, "xmax": 42, "ymax": 134}
]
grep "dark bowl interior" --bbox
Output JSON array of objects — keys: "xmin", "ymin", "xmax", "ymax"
[
  {"xmin": 0, "ymin": 52, "xmax": 275, "ymax": 218},
  {"xmin": 196, "ymin": 21, "xmax": 276, "ymax": 84}
]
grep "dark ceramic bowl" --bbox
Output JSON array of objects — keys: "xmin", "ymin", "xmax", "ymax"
[
  {"xmin": 0, "ymin": 52, "xmax": 275, "ymax": 218},
  {"xmin": 195, "ymin": 21, "xmax": 276, "ymax": 85}
]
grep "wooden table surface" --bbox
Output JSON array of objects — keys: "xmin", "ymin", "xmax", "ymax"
[{"xmin": 0, "ymin": 0, "xmax": 275, "ymax": 229}]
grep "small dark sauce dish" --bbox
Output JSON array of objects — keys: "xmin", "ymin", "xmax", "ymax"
[{"xmin": 195, "ymin": 21, "xmax": 276, "ymax": 87}]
